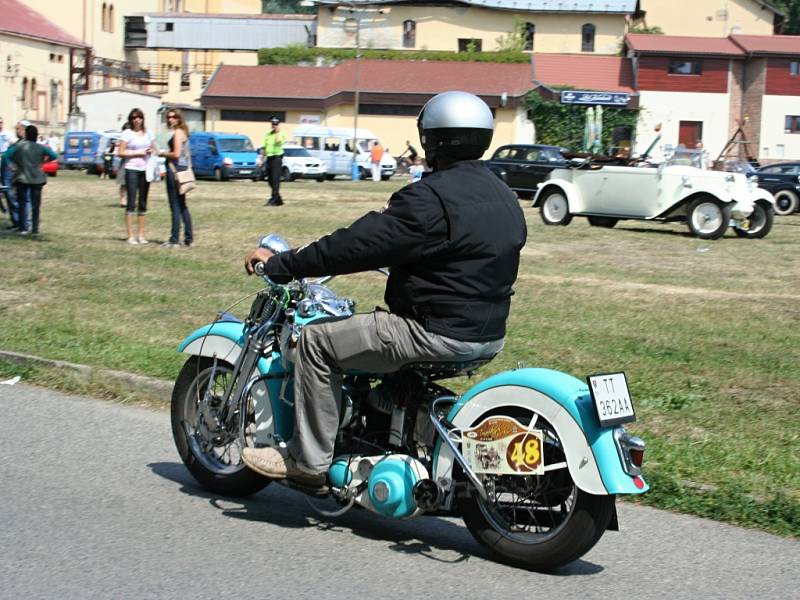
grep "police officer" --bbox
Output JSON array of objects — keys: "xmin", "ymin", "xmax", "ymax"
[
  {"xmin": 263, "ymin": 116, "xmax": 286, "ymax": 206},
  {"xmin": 242, "ymin": 91, "xmax": 527, "ymax": 488}
]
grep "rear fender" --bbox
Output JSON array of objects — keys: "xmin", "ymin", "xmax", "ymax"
[
  {"xmin": 533, "ymin": 180, "xmax": 582, "ymax": 211},
  {"xmin": 178, "ymin": 321, "xmax": 294, "ymax": 441},
  {"xmin": 432, "ymin": 368, "xmax": 648, "ymax": 500}
]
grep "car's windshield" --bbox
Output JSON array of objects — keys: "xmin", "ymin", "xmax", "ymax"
[
  {"xmin": 218, "ymin": 138, "xmax": 254, "ymax": 152},
  {"xmin": 666, "ymin": 149, "xmax": 705, "ymax": 168},
  {"xmin": 284, "ymin": 148, "xmax": 311, "ymax": 157}
]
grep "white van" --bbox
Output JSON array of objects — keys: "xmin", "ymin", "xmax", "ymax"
[{"xmin": 291, "ymin": 125, "xmax": 397, "ymax": 180}]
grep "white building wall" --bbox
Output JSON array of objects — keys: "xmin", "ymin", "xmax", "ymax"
[
  {"xmin": 76, "ymin": 90, "xmax": 162, "ymax": 133},
  {"xmin": 759, "ymin": 95, "xmax": 800, "ymax": 161},
  {"xmin": 635, "ymin": 91, "xmax": 731, "ymax": 162}
]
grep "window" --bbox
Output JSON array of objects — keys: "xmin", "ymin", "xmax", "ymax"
[
  {"xmin": 581, "ymin": 23, "xmax": 595, "ymax": 52},
  {"xmin": 458, "ymin": 38, "xmax": 482, "ymax": 52},
  {"xmin": 157, "ymin": 22, "xmax": 174, "ymax": 32},
  {"xmin": 301, "ymin": 137, "xmax": 319, "ymax": 150},
  {"xmin": 102, "ymin": 3, "xmax": 107, "ymax": 32},
  {"xmin": 324, "ymin": 137, "xmax": 340, "ymax": 151},
  {"xmin": 21, "ymin": 77, "xmax": 28, "ymax": 107},
  {"xmin": 785, "ymin": 115, "xmax": 800, "ymax": 133},
  {"xmin": 791, "ymin": 61, "xmax": 799, "ymax": 76},
  {"xmin": 30, "ymin": 78, "xmax": 37, "ymax": 110},
  {"xmin": 669, "ymin": 60, "xmax": 702, "ymax": 75},
  {"xmin": 109, "ymin": 5, "xmax": 115, "ymax": 33},
  {"xmin": 524, "ymin": 22, "xmax": 535, "ymax": 51},
  {"xmin": 220, "ymin": 110, "xmax": 285, "ymax": 122},
  {"xmin": 402, "ymin": 20, "xmax": 416, "ymax": 48}
]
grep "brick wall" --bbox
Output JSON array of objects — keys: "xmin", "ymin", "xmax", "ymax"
[
  {"xmin": 742, "ymin": 57, "xmax": 766, "ymax": 158},
  {"xmin": 637, "ymin": 56, "xmax": 730, "ymax": 93},
  {"xmin": 728, "ymin": 59, "xmax": 744, "ymax": 146}
]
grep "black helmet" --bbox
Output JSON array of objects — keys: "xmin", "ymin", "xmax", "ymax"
[{"xmin": 417, "ymin": 91, "xmax": 494, "ymax": 166}]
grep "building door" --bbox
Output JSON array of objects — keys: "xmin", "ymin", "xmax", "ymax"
[{"xmin": 678, "ymin": 121, "xmax": 703, "ymax": 148}]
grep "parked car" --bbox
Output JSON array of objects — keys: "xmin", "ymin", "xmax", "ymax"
[
  {"xmin": 755, "ymin": 162, "xmax": 800, "ymax": 216},
  {"xmin": 253, "ymin": 144, "xmax": 327, "ymax": 182},
  {"xmin": 42, "ymin": 158, "xmax": 59, "ymax": 177},
  {"xmin": 485, "ymin": 144, "xmax": 568, "ymax": 198},
  {"xmin": 189, "ymin": 132, "xmax": 259, "ymax": 180},
  {"xmin": 291, "ymin": 125, "xmax": 396, "ymax": 180},
  {"xmin": 61, "ymin": 131, "xmax": 102, "ymax": 170},
  {"xmin": 533, "ymin": 154, "xmax": 776, "ymax": 239}
]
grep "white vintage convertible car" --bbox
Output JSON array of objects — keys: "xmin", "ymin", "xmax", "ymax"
[{"xmin": 532, "ymin": 158, "xmax": 775, "ymax": 239}]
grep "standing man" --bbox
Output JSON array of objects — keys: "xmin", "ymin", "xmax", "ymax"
[
  {"xmin": 370, "ymin": 139, "xmax": 383, "ymax": 182},
  {"xmin": 263, "ymin": 116, "xmax": 286, "ymax": 206},
  {"xmin": 0, "ymin": 117, "xmax": 10, "ymax": 216}
]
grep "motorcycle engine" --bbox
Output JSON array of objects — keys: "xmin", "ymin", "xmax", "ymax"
[{"xmin": 328, "ymin": 454, "xmax": 429, "ymax": 519}]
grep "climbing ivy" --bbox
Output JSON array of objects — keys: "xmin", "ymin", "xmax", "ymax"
[{"xmin": 526, "ymin": 90, "xmax": 640, "ymax": 152}]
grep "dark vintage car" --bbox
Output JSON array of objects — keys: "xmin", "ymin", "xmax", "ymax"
[
  {"xmin": 485, "ymin": 144, "xmax": 568, "ymax": 198},
  {"xmin": 755, "ymin": 162, "xmax": 800, "ymax": 216}
]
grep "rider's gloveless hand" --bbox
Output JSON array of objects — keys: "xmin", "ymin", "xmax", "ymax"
[{"xmin": 245, "ymin": 248, "xmax": 274, "ymax": 275}]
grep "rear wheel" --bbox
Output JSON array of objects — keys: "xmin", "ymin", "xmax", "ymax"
[
  {"xmin": 458, "ymin": 410, "xmax": 614, "ymax": 570},
  {"xmin": 325, "ymin": 174, "xmax": 336, "ymax": 181},
  {"xmin": 686, "ymin": 195, "xmax": 730, "ymax": 239},
  {"xmin": 773, "ymin": 190, "xmax": 799, "ymax": 216},
  {"xmin": 171, "ymin": 356, "xmax": 269, "ymax": 497},
  {"xmin": 587, "ymin": 216, "xmax": 618, "ymax": 228},
  {"xmin": 734, "ymin": 200, "xmax": 774, "ymax": 239},
  {"xmin": 539, "ymin": 189, "xmax": 573, "ymax": 226}
]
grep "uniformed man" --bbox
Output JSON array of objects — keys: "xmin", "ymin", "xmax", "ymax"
[
  {"xmin": 263, "ymin": 116, "xmax": 286, "ymax": 206},
  {"xmin": 242, "ymin": 91, "xmax": 527, "ymax": 489}
]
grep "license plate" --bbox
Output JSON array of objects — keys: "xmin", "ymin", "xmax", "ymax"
[
  {"xmin": 461, "ymin": 416, "xmax": 544, "ymax": 475},
  {"xmin": 587, "ymin": 372, "xmax": 636, "ymax": 427},
  {"xmin": 239, "ymin": 170, "xmax": 252, "ymax": 175}
]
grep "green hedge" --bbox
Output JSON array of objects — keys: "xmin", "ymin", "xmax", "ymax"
[
  {"xmin": 526, "ymin": 90, "xmax": 639, "ymax": 151},
  {"xmin": 258, "ymin": 45, "xmax": 530, "ymax": 65}
]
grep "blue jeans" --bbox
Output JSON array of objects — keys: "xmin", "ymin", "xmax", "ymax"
[
  {"xmin": 166, "ymin": 167, "xmax": 193, "ymax": 244},
  {"xmin": 17, "ymin": 183, "xmax": 42, "ymax": 234},
  {"xmin": 2, "ymin": 166, "xmax": 21, "ymax": 228}
]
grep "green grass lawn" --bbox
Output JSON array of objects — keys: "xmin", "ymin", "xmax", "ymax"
[{"xmin": 1, "ymin": 170, "xmax": 798, "ymax": 535}]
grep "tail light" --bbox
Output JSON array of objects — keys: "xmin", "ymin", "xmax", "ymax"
[{"xmin": 613, "ymin": 428, "xmax": 645, "ymax": 477}]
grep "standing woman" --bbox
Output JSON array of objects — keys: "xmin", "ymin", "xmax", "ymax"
[
  {"xmin": 159, "ymin": 109, "xmax": 193, "ymax": 248},
  {"xmin": 118, "ymin": 108, "xmax": 157, "ymax": 245},
  {"xmin": 3, "ymin": 124, "xmax": 57, "ymax": 236}
]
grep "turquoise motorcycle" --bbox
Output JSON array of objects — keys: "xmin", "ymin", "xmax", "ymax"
[{"xmin": 171, "ymin": 234, "xmax": 648, "ymax": 571}]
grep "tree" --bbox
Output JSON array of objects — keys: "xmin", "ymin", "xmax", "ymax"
[
  {"xmin": 262, "ymin": 0, "xmax": 315, "ymax": 13},
  {"xmin": 770, "ymin": 0, "xmax": 800, "ymax": 34}
]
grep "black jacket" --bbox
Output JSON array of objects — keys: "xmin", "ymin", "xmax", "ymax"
[{"xmin": 264, "ymin": 160, "xmax": 527, "ymax": 342}]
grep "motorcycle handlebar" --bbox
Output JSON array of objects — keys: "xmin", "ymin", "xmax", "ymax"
[{"xmin": 253, "ymin": 262, "xmax": 266, "ymax": 276}]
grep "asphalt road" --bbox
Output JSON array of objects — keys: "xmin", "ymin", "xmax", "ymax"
[{"xmin": 0, "ymin": 384, "xmax": 797, "ymax": 600}]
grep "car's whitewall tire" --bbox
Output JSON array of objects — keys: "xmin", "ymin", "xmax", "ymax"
[{"xmin": 540, "ymin": 189, "xmax": 573, "ymax": 226}]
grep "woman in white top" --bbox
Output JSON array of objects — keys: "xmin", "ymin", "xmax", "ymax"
[{"xmin": 118, "ymin": 108, "xmax": 157, "ymax": 244}]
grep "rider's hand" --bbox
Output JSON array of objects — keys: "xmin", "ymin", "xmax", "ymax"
[{"xmin": 245, "ymin": 248, "xmax": 274, "ymax": 275}]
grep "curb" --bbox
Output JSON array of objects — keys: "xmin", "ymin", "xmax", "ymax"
[{"xmin": 0, "ymin": 349, "xmax": 173, "ymax": 402}]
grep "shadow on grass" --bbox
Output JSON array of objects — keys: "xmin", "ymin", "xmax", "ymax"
[{"xmin": 147, "ymin": 460, "xmax": 604, "ymax": 576}]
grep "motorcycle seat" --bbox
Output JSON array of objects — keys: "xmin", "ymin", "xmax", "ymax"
[{"xmin": 400, "ymin": 356, "xmax": 496, "ymax": 380}]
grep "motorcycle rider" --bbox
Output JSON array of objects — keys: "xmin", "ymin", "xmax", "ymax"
[{"xmin": 242, "ymin": 91, "xmax": 527, "ymax": 489}]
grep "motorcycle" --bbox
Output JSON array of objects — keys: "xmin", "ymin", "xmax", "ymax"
[{"xmin": 170, "ymin": 233, "xmax": 648, "ymax": 571}]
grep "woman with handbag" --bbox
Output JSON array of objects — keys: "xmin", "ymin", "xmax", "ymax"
[{"xmin": 159, "ymin": 109, "xmax": 194, "ymax": 248}]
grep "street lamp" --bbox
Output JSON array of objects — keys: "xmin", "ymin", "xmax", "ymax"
[{"xmin": 302, "ymin": 0, "xmax": 363, "ymax": 180}]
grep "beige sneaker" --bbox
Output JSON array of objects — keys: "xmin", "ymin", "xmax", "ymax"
[
  {"xmin": 137, "ymin": 237, "xmax": 149, "ymax": 245},
  {"xmin": 242, "ymin": 447, "xmax": 326, "ymax": 488},
  {"xmin": 127, "ymin": 237, "xmax": 139, "ymax": 245}
]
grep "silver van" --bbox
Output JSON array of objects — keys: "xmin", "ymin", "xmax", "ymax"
[{"xmin": 291, "ymin": 125, "xmax": 396, "ymax": 180}]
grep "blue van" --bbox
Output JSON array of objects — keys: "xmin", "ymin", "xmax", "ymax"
[
  {"xmin": 188, "ymin": 132, "xmax": 259, "ymax": 180},
  {"xmin": 61, "ymin": 131, "xmax": 102, "ymax": 170}
]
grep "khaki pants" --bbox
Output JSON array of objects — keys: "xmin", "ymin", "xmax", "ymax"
[{"xmin": 286, "ymin": 311, "xmax": 503, "ymax": 474}]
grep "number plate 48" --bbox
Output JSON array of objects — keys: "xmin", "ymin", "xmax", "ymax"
[{"xmin": 587, "ymin": 372, "xmax": 636, "ymax": 427}]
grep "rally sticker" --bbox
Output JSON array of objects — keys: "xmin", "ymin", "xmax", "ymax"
[{"xmin": 461, "ymin": 416, "xmax": 544, "ymax": 475}]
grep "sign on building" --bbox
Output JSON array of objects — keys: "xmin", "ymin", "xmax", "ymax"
[{"xmin": 560, "ymin": 91, "xmax": 630, "ymax": 106}]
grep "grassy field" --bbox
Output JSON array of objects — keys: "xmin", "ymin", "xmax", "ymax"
[{"xmin": 1, "ymin": 170, "xmax": 798, "ymax": 535}]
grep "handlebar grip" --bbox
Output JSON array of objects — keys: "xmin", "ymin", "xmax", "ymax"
[{"xmin": 254, "ymin": 262, "xmax": 266, "ymax": 276}]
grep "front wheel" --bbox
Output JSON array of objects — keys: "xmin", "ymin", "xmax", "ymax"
[
  {"xmin": 281, "ymin": 167, "xmax": 291, "ymax": 182},
  {"xmin": 734, "ymin": 201, "xmax": 774, "ymax": 239},
  {"xmin": 773, "ymin": 190, "xmax": 799, "ymax": 216},
  {"xmin": 171, "ymin": 356, "xmax": 269, "ymax": 497},
  {"xmin": 686, "ymin": 196, "xmax": 730, "ymax": 239},
  {"xmin": 539, "ymin": 189, "xmax": 573, "ymax": 226}
]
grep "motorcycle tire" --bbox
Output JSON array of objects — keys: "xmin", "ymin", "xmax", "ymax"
[
  {"xmin": 459, "ymin": 485, "xmax": 615, "ymax": 571},
  {"xmin": 171, "ymin": 356, "xmax": 270, "ymax": 497}
]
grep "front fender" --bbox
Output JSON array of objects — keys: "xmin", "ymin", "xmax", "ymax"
[
  {"xmin": 433, "ymin": 368, "xmax": 648, "ymax": 496},
  {"xmin": 533, "ymin": 180, "xmax": 583, "ymax": 212},
  {"xmin": 177, "ymin": 321, "xmax": 294, "ymax": 440}
]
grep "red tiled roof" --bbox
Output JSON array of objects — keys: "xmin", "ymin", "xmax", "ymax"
[
  {"xmin": 731, "ymin": 34, "xmax": 800, "ymax": 55},
  {"xmin": 532, "ymin": 54, "xmax": 635, "ymax": 93},
  {"xmin": 625, "ymin": 33, "xmax": 743, "ymax": 56},
  {"xmin": 0, "ymin": 0, "xmax": 86, "ymax": 48},
  {"xmin": 203, "ymin": 60, "xmax": 533, "ymax": 99}
]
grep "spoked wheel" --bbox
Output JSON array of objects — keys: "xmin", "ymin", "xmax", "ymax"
[
  {"xmin": 171, "ymin": 356, "xmax": 269, "ymax": 497},
  {"xmin": 459, "ymin": 411, "xmax": 615, "ymax": 571}
]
